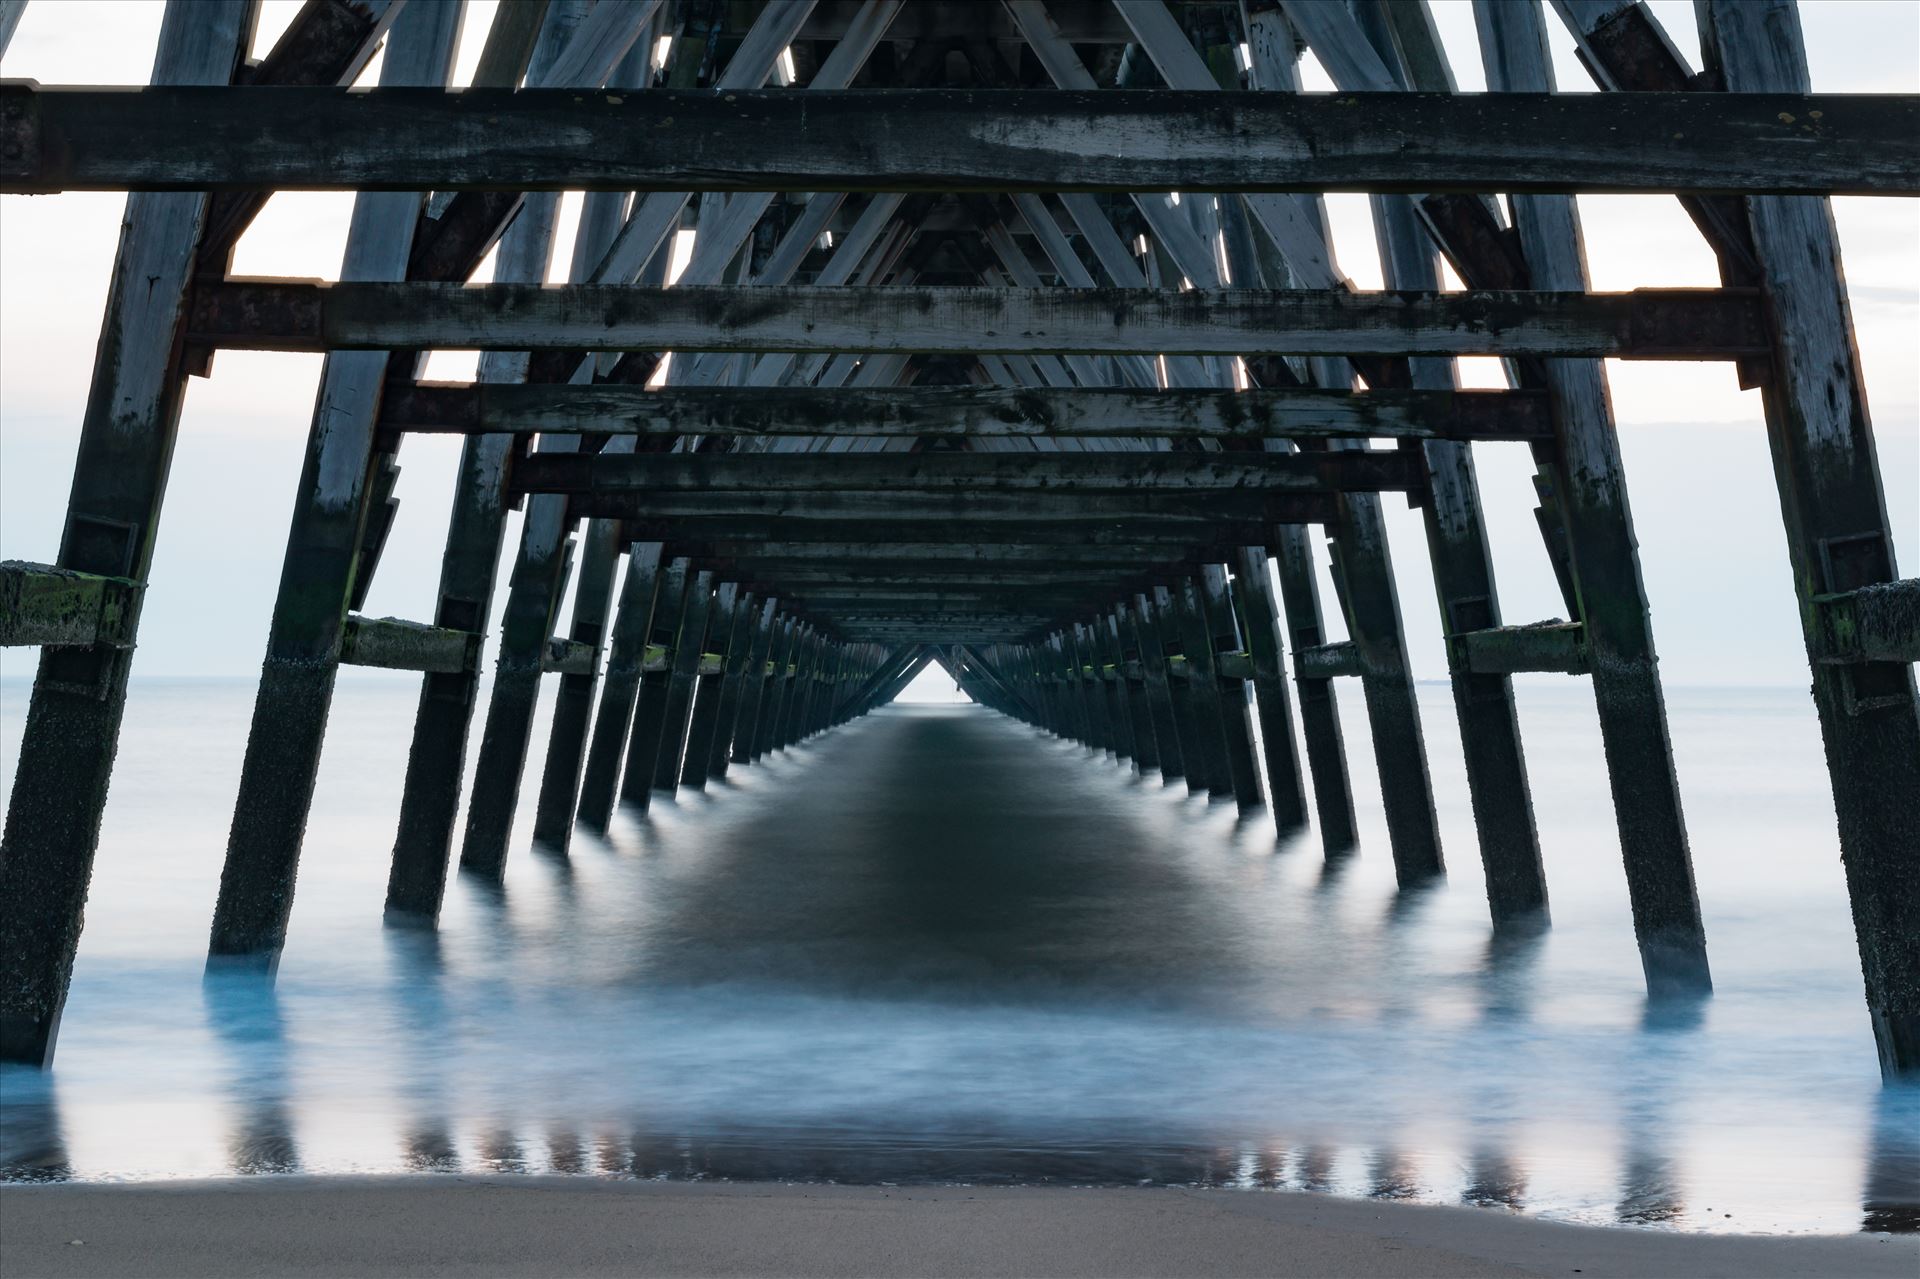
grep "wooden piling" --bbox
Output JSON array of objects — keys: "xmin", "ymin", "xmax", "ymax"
[
  {"xmin": 0, "ymin": 0, "xmax": 254, "ymax": 1063},
  {"xmin": 620, "ymin": 558, "xmax": 692, "ymax": 810},
  {"xmin": 1230, "ymin": 547, "xmax": 1309, "ymax": 831},
  {"xmin": 717, "ymin": 597, "xmax": 777, "ymax": 777},
  {"xmin": 1478, "ymin": 0, "xmax": 1705, "ymax": 986},
  {"xmin": 1704, "ymin": 0, "xmax": 1920, "ymax": 1069},
  {"xmin": 575, "ymin": 542, "xmax": 664, "ymax": 832},
  {"xmin": 680, "ymin": 583, "xmax": 740, "ymax": 790},
  {"xmin": 1199, "ymin": 563, "xmax": 1267, "ymax": 812},
  {"xmin": 211, "ymin": 3, "xmax": 464, "ymax": 963},
  {"xmin": 1131, "ymin": 594, "xmax": 1185, "ymax": 784}
]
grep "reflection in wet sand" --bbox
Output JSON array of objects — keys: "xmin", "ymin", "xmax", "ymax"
[
  {"xmin": 0, "ymin": 696, "xmax": 1902, "ymax": 1235},
  {"xmin": 0, "ymin": 1071, "xmax": 71, "ymax": 1183},
  {"xmin": 204, "ymin": 975, "xmax": 301, "ymax": 1176},
  {"xmin": 1863, "ymin": 1089, "xmax": 1920, "ymax": 1233}
]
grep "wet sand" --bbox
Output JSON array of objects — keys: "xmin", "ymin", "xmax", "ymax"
[{"xmin": 2, "ymin": 1177, "xmax": 1912, "ymax": 1278}]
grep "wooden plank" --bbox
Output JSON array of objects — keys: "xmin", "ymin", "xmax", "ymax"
[
  {"xmin": 542, "ymin": 636, "xmax": 597, "ymax": 676},
  {"xmin": 512, "ymin": 450, "xmax": 1424, "ymax": 496},
  {"xmin": 0, "ymin": 562, "xmax": 139, "ymax": 648},
  {"xmin": 9, "ymin": 86, "xmax": 1915, "ymax": 194},
  {"xmin": 382, "ymin": 383, "xmax": 1555, "ymax": 441},
  {"xmin": 340, "ymin": 615, "xmax": 480, "ymax": 674},
  {"xmin": 638, "ymin": 516, "xmax": 1286, "ymax": 548},
  {"xmin": 1454, "ymin": 621, "xmax": 1590, "ymax": 676},
  {"xmin": 1294, "ymin": 641, "xmax": 1364, "ymax": 679},
  {"xmin": 1816, "ymin": 579, "xmax": 1920, "ymax": 664},
  {"xmin": 187, "ymin": 281, "xmax": 1771, "ymax": 359},
  {"xmin": 583, "ymin": 491, "xmax": 1342, "ymax": 524},
  {"xmin": 698, "ymin": 544, "xmax": 1211, "ymax": 567}
]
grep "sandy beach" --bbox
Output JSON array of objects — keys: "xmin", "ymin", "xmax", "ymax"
[{"xmin": 1, "ymin": 1177, "xmax": 1912, "ymax": 1279}]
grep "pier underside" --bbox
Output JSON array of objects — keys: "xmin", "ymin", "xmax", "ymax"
[{"xmin": 0, "ymin": 0, "xmax": 1915, "ymax": 1085}]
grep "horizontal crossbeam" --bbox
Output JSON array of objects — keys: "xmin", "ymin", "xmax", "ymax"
[
  {"xmin": 187, "ymin": 281, "xmax": 1769, "ymax": 359},
  {"xmin": 1816, "ymin": 579, "xmax": 1920, "ymax": 664},
  {"xmin": 382, "ymin": 384, "xmax": 1554, "ymax": 442},
  {"xmin": 569, "ymin": 491, "xmax": 1354, "ymax": 525},
  {"xmin": 692, "ymin": 543, "xmax": 1216, "ymax": 567},
  {"xmin": 644, "ymin": 520, "xmax": 1283, "ymax": 548},
  {"xmin": 511, "ymin": 451, "xmax": 1422, "ymax": 497},
  {"xmin": 542, "ymin": 637, "xmax": 597, "ymax": 676},
  {"xmin": 1452, "ymin": 622, "xmax": 1591, "ymax": 675},
  {"xmin": 340, "ymin": 615, "xmax": 480, "ymax": 674},
  {"xmin": 5, "ymin": 86, "xmax": 1912, "ymax": 195},
  {"xmin": 1294, "ymin": 641, "xmax": 1364, "ymax": 679},
  {"xmin": 0, "ymin": 561, "xmax": 139, "ymax": 648}
]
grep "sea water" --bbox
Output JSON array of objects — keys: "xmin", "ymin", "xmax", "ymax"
[{"xmin": 0, "ymin": 675, "xmax": 1913, "ymax": 1235}]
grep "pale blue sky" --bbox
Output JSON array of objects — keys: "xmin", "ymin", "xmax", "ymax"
[{"xmin": 1, "ymin": 0, "xmax": 1915, "ymax": 692}]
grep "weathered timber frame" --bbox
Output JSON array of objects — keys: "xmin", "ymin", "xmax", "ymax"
[{"xmin": 0, "ymin": 0, "xmax": 1913, "ymax": 1086}]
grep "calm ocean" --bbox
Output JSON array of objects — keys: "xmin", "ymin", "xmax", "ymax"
[{"xmin": 0, "ymin": 675, "xmax": 1913, "ymax": 1235}]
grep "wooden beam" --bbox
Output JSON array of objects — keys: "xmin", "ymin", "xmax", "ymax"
[
  {"xmin": 693, "ymin": 543, "xmax": 1211, "ymax": 566},
  {"xmin": 340, "ymin": 615, "xmax": 480, "ymax": 674},
  {"xmin": 0, "ymin": 562, "xmax": 139, "ymax": 648},
  {"xmin": 186, "ymin": 281, "xmax": 1770, "ymax": 359},
  {"xmin": 626, "ymin": 516, "xmax": 1285, "ymax": 547},
  {"xmin": 1453, "ymin": 622, "xmax": 1591, "ymax": 675},
  {"xmin": 1815, "ymin": 579, "xmax": 1920, "ymax": 665},
  {"xmin": 381, "ymin": 383, "xmax": 1554, "ymax": 441},
  {"xmin": 570, "ymin": 491, "xmax": 1347, "ymax": 525},
  {"xmin": 7, "ymin": 86, "xmax": 1914, "ymax": 194},
  {"xmin": 512, "ymin": 450, "xmax": 1423, "ymax": 497}
]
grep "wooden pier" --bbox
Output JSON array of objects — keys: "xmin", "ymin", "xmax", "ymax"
[{"xmin": 0, "ymin": 0, "xmax": 1915, "ymax": 1079}]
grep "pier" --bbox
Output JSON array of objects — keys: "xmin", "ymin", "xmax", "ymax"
[{"xmin": 0, "ymin": 0, "xmax": 1915, "ymax": 1089}]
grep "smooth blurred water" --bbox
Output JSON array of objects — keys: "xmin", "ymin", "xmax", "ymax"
[{"xmin": 0, "ymin": 675, "xmax": 1914, "ymax": 1235}]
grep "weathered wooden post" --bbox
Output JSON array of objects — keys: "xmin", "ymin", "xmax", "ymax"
[
  {"xmin": 1700, "ymin": 0, "xmax": 1920, "ymax": 1070},
  {"xmin": 1200, "ymin": 564, "xmax": 1266, "ymax": 811},
  {"xmin": 619, "ymin": 557, "xmax": 693, "ymax": 812},
  {"xmin": 0, "ymin": 0, "xmax": 257, "ymax": 1063},
  {"xmin": 1175, "ymin": 576, "xmax": 1237, "ymax": 800},
  {"xmin": 653, "ymin": 571, "xmax": 717, "ymax": 793},
  {"xmin": 1478, "ymin": 0, "xmax": 1706, "ymax": 983},
  {"xmin": 1154, "ymin": 585, "xmax": 1211, "ymax": 796},
  {"xmin": 680, "ymin": 583, "xmax": 742, "ymax": 789},
  {"xmin": 211, "ymin": 1, "xmax": 464, "ymax": 964},
  {"xmin": 1110, "ymin": 608, "xmax": 1156, "ymax": 775},
  {"xmin": 531, "ymin": 516, "xmax": 623, "ymax": 849},
  {"xmin": 1293, "ymin": 0, "xmax": 1548, "ymax": 923},
  {"xmin": 1273, "ymin": 526, "xmax": 1359, "ymax": 853},
  {"xmin": 575, "ymin": 542, "xmax": 664, "ymax": 832},
  {"xmin": 718, "ymin": 597, "xmax": 778, "ymax": 777},
  {"xmin": 1131, "ymin": 594, "xmax": 1185, "ymax": 784},
  {"xmin": 1230, "ymin": 548, "xmax": 1308, "ymax": 830},
  {"xmin": 752, "ymin": 617, "xmax": 798, "ymax": 760},
  {"xmin": 385, "ymin": 1, "xmax": 591, "ymax": 918}
]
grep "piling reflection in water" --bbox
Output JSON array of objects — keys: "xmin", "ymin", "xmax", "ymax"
[{"xmin": 0, "ymin": 685, "xmax": 1914, "ymax": 1235}]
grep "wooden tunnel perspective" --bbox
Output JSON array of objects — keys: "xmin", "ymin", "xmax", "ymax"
[{"xmin": 0, "ymin": 0, "xmax": 1916, "ymax": 1087}]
